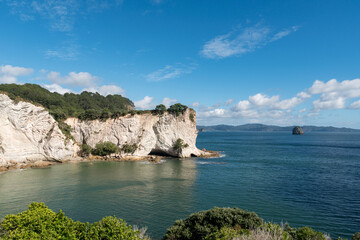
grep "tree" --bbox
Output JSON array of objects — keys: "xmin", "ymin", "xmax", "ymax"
[
  {"xmin": 167, "ymin": 103, "xmax": 188, "ymax": 116},
  {"xmin": 152, "ymin": 104, "xmax": 167, "ymax": 115}
]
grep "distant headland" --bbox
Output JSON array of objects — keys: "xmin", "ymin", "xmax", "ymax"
[{"xmin": 197, "ymin": 123, "xmax": 360, "ymax": 133}]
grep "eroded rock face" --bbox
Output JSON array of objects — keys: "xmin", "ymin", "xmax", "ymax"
[
  {"xmin": 0, "ymin": 93, "xmax": 207, "ymax": 168},
  {"xmin": 0, "ymin": 94, "xmax": 76, "ymax": 167},
  {"xmin": 292, "ymin": 126, "xmax": 304, "ymax": 135},
  {"xmin": 65, "ymin": 109, "xmax": 206, "ymax": 158}
]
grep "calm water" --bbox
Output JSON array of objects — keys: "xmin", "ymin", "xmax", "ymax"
[{"xmin": 0, "ymin": 132, "xmax": 359, "ymax": 239}]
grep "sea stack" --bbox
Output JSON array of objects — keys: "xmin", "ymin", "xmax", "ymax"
[{"xmin": 292, "ymin": 126, "xmax": 304, "ymax": 135}]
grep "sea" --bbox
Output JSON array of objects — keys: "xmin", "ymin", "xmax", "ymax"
[{"xmin": 0, "ymin": 131, "xmax": 359, "ymax": 239}]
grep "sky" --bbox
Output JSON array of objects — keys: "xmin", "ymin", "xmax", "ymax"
[{"xmin": 0, "ymin": 0, "xmax": 359, "ymax": 127}]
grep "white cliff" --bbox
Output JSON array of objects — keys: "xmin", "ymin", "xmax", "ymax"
[
  {"xmin": 65, "ymin": 108, "xmax": 206, "ymax": 158},
  {"xmin": 0, "ymin": 94, "xmax": 76, "ymax": 167},
  {"xmin": 0, "ymin": 93, "xmax": 208, "ymax": 168}
]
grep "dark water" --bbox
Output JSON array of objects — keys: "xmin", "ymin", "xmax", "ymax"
[{"xmin": 0, "ymin": 132, "xmax": 359, "ymax": 239}]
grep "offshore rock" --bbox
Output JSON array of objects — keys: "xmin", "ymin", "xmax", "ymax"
[{"xmin": 292, "ymin": 126, "xmax": 304, "ymax": 135}]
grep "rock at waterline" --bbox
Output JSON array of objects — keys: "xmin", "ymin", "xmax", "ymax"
[{"xmin": 292, "ymin": 126, "xmax": 304, "ymax": 135}]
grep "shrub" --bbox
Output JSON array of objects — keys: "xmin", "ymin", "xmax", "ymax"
[
  {"xmin": 295, "ymin": 226, "xmax": 326, "ymax": 240},
  {"xmin": 87, "ymin": 216, "xmax": 142, "ymax": 240},
  {"xmin": 58, "ymin": 121, "xmax": 73, "ymax": 140},
  {"xmin": 91, "ymin": 141, "xmax": 119, "ymax": 156},
  {"xmin": 0, "ymin": 202, "xmax": 87, "ymax": 239},
  {"xmin": 189, "ymin": 113, "xmax": 195, "ymax": 122},
  {"xmin": 80, "ymin": 144, "xmax": 92, "ymax": 157},
  {"xmin": 0, "ymin": 202, "xmax": 148, "ymax": 240},
  {"xmin": 152, "ymin": 104, "xmax": 167, "ymax": 115},
  {"xmin": 353, "ymin": 232, "xmax": 360, "ymax": 240},
  {"xmin": 167, "ymin": 103, "xmax": 188, "ymax": 116},
  {"xmin": 162, "ymin": 207, "xmax": 263, "ymax": 240},
  {"xmin": 173, "ymin": 139, "xmax": 189, "ymax": 154},
  {"xmin": 121, "ymin": 143, "xmax": 138, "ymax": 154}
]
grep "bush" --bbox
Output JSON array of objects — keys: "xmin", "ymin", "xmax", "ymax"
[
  {"xmin": 173, "ymin": 139, "xmax": 189, "ymax": 154},
  {"xmin": 353, "ymin": 232, "xmax": 360, "ymax": 240},
  {"xmin": 91, "ymin": 141, "xmax": 119, "ymax": 156},
  {"xmin": 162, "ymin": 207, "xmax": 263, "ymax": 240},
  {"xmin": 80, "ymin": 144, "xmax": 92, "ymax": 157},
  {"xmin": 0, "ymin": 202, "xmax": 87, "ymax": 239},
  {"xmin": 58, "ymin": 121, "xmax": 73, "ymax": 140},
  {"xmin": 189, "ymin": 113, "xmax": 195, "ymax": 122},
  {"xmin": 167, "ymin": 103, "xmax": 188, "ymax": 116},
  {"xmin": 152, "ymin": 104, "xmax": 167, "ymax": 115},
  {"xmin": 294, "ymin": 226, "xmax": 326, "ymax": 240},
  {"xmin": 0, "ymin": 202, "xmax": 147, "ymax": 240},
  {"xmin": 121, "ymin": 143, "xmax": 138, "ymax": 154}
]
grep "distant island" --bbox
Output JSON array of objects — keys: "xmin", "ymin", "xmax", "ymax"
[{"xmin": 197, "ymin": 124, "xmax": 360, "ymax": 133}]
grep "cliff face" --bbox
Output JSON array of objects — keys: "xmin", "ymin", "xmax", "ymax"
[
  {"xmin": 65, "ymin": 108, "xmax": 205, "ymax": 158},
  {"xmin": 0, "ymin": 94, "xmax": 206, "ymax": 167},
  {"xmin": 0, "ymin": 94, "xmax": 76, "ymax": 167}
]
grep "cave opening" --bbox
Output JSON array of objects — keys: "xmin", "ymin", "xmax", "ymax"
[{"xmin": 149, "ymin": 149, "xmax": 173, "ymax": 157}]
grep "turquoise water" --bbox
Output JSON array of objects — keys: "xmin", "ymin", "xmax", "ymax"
[{"xmin": 0, "ymin": 132, "xmax": 359, "ymax": 239}]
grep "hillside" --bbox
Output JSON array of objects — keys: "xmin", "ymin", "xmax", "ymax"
[
  {"xmin": 0, "ymin": 83, "xmax": 134, "ymax": 121},
  {"xmin": 197, "ymin": 123, "xmax": 360, "ymax": 133}
]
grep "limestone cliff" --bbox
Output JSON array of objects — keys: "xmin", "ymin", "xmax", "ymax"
[
  {"xmin": 0, "ymin": 93, "xmax": 207, "ymax": 168},
  {"xmin": 65, "ymin": 108, "xmax": 205, "ymax": 158},
  {"xmin": 0, "ymin": 94, "xmax": 77, "ymax": 167}
]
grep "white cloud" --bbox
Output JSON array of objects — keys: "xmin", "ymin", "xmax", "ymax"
[
  {"xmin": 161, "ymin": 97, "xmax": 177, "ymax": 107},
  {"xmin": 83, "ymin": 85, "xmax": 125, "ymax": 96},
  {"xmin": 225, "ymin": 99, "xmax": 234, "ymax": 106},
  {"xmin": 350, "ymin": 100, "xmax": 360, "ymax": 109},
  {"xmin": 191, "ymin": 102, "xmax": 200, "ymax": 108},
  {"xmin": 4, "ymin": 1, "xmax": 123, "ymax": 32},
  {"xmin": 43, "ymin": 83, "xmax": 72, "ymax": 94},
  {"xmin": 134, "ymin": 96, "xmax": 155, "ymax": 110},
  {"xmin": 0, "ymin": 65, "xmax": 33, "ymax": 83},
  {"xmin": 47, "ymin": 71, "xmax": 98, "ymax": 87},
  {"xmin": 201, "ymin": 24, "xmax": 298, "ymax": 59},
  {"xmin": 309, "ymin": 78, "xmax": 360, "ymax": 111},
  {"xmin": 146, "ymin": 64, "xmax": 195, "ymax": 82},
  {"xmin": 45, "ymin": 44, "xmax": 79, "ymax": 60}
]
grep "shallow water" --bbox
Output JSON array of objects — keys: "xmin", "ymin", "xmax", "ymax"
[{"xmin": 0, "ymin": 132, "xmax": 359, "ymax": 239}]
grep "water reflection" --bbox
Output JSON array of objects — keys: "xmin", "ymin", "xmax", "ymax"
[{"xmin": 0, "ymin": 159, "xmax": 197, "ymax": 239}]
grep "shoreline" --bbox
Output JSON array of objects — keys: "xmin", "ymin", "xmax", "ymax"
[{"xmin": 0, "ymin": 150, "xmax": 221, "ymax": 173}]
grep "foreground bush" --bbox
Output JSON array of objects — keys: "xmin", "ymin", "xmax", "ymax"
[
  {"xmin": 91, "ymin": 141, "xmax": 119, "ymax": 156},
  {"xmin": 0, "ymin": 202, "xmax": 147, "ymax": 240},
  {"xmin": 162, "ymin": 207, "xmax": 263, "ymax": 240}
]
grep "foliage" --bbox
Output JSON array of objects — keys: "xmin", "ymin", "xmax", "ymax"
[
  {"xmin": 152, "ymin": 104, "xmax": 167, "ymax": 115},
  {"xmin": 91, "ymin": 141, "xmax": 119, "ymax": 156},
  {"xmin": 0, "ymin": 202, "xmax": 87, "ymax": 239},
  {"xmin": 0, "ymin": 83, "xmax": 134, "ymax": 121},
  {"xmin": 162, "ymin": 207, "xmax": 263, "ymax": 240},
  {"xmin": 173, "ymin": 139, "xmax": 189, "ymax": 154},
  {"xmin": 294, "ymin": 227, "xmax": 326, "ymax": 240},
  {"xmin": 353, "ymin": 233, "xmax": 360, "ymax": 240},
  {"xmin": 189, "ymin": 113, "xmax": 195, "ymax": 122},
  {"xmin": 86, "ymin": 216, "xmax": 142, "ymax": 240},
  {"xmin": 80, "ymin": 144, "xmax": 92, "ymax": 157},
  {"xmin": 167, "ymin": 103, "xmax": 188, "ymax": 116},
  {"xmin": 0, "ymin": 202, "xmax": 148, "ymax": 240},
  {"xmin": 204, "ymin": 226, "xmax": 246, "ymax": 240},
  {"xmin": 58, "ymin": 121, "xmax": 74, "ymax": 140},
  {"xmin": 121, "ymin": 143, "xmax": 138, "ymax": 154}
]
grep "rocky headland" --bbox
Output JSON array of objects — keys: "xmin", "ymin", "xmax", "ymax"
[{"xmin": 0, "ymin": 92, "xmax": 215, "ymax": 172}]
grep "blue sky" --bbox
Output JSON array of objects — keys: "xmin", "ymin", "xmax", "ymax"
[{"xmin": 0, "ymin": 0, "xmax": 359, "ymax": 127}]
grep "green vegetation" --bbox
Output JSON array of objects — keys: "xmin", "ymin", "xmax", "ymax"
[
  {"xmin": 0, "ymin": 204, "xmax": 357, "ymax": 240},
  {"xmin": 173, "ymin": 138, "xmax": 189, "ymax": 154},
  {"xmin": 91, "ymin": 141, "xmax": 119, "ymax": 156},
  {"xmin": 80, "ymin": 144, "xmax": 92, "ymax": 157},
  {"xmin": 163, "ymin": 207, "xmax": 263, "ymax": 240},
  {"xmin": 121, "ymin": 143, "xmax": 138, "ymax": 154},
  {"xmin": 353, "ymin": 233, "xmax": 360, "ymax": 240},
  {"xmin": 0, "ymin": 202, "xmax": 148, "ymax": 239},
  {"xmin": 167, "ymin": 103, "xmax": 188, "ymax": 116},
  {"xmin": 189, "ymin": 113, "xmax": 195, "ymax": 122},
  {"xmin": 0, "ymin": 83, "xmax": 134, "ymax": 121},
  {"xmin": 152, "ymin": 104, "xmax": 167, "ymax": 115}
]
